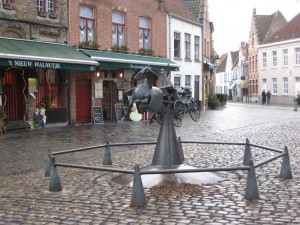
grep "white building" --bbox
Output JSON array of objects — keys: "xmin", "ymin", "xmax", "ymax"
[
  {"xmin": 166, "ymin": 10, "xmax": 203, "ymax": 101},
  {"xmin": 258, "ymin": 13, "xmax": 300, "ymax": 105}
]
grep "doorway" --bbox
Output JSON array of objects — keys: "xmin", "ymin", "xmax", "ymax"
[
  {"xmin": 76, "ymin": 79, "xmax": 91, "ymax": 123},
  {"xmin": 102, "ymin": 80, "xmax": 117, "ymax": 121},
  {"xmin": 3, "ymin": 68, "xmax": 25, "ymax": 120}
]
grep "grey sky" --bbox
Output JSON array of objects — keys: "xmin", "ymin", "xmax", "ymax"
[{"xmin": 208, "ymin": 0, "xmax": 300, "ymax": 55}]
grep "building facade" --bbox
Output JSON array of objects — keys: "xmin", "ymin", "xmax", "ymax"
[
  {"xmin": 166, "ymin": 1, "xmax": 203, "ymax": 102},
  {"xmin": 0, "ymin": 0, "xmax": 97, "ymax": 129},
  {"xmin": 248, "ymin": 9, "xmax": 287, "ymax": 103},
  {"xmin": 258, "ymin": 13, "xmax": 300, "ymax": 105}
]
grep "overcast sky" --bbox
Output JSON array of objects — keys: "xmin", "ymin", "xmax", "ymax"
[{"xmin": 208, "ymin": 0, "xmax": 300, "ymax": 55}]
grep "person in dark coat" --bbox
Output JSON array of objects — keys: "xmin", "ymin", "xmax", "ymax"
[
  {"xmin": 262, "ymin": 90, "xmax": 266, "ymax": 104},
  {"xmin": 266, "ymin": 90, "xmax": 271, "ymax": 104}
]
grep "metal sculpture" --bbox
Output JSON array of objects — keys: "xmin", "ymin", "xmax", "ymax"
[{"xmin": 123, "ymin": 66, "xmax": 165, "ymax": 121}]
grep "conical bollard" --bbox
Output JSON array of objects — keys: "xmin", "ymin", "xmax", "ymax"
[
  {"xmin": 130, "ymin": 165, "xmax": 146, "ymax": 207},
  {"xmin": 45, "ymin": 156, "xmax": 51, "ymax": 177},
  {"xmin": 45, "ymin": 148, "xmax": 52, "ymax": 177},
  {"xmin": 243, "ymin": 138, "xmax": 252, "ymax": 166},
  {"xmin": 103, "ymin": 140, "xmax": 112, "ymax": 165},
  {"xmin": 49, "ymin": 157, "xmax": 62, "ymax": 192},
  {"xmin": 278, "ymin": 146, "xmax": 293, "ymax": 179},
  {"xmin": 245, "ymin": 159, "xmax": 259, "ymax": 200}
]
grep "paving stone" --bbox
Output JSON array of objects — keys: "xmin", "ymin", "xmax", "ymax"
[{"xmin": 0, "ymin": 103, "xmax": 299, "ymax": 224}]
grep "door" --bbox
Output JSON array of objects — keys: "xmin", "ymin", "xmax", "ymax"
[
  {"xmin": 76, "ymin": 79, "xmax": 91, "ymax": 123},
  {"xmin": 194, "ymin": 75, "xmax": 200, "ymax": 101},
  {"xmin": 3, "ymin": 68, "xmax": 25, "ymax": 120},
  {"xmin": 102, "ymin": 80, "xmax": 117, "ymax": 120}
]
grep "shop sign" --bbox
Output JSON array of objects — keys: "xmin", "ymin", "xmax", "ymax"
[{"xmin": 7, "ymin": 59, "xmax": 61, "ymax": 69}]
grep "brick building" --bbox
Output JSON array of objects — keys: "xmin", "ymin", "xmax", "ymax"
[{"xmin": 0, "ymin": 1, "xmax": 97, "ymax": 129}]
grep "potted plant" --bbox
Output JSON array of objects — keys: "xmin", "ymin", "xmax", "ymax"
[
  {"xmin": 138, "ymin": 48, "xmax": 154, "ymax": 56},
  {"xmin": 79, "ymin": 40, "xmax": 100, "ymax": 50}
]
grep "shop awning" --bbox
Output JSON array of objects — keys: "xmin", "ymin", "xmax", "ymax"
[
  {"xmin": 228, "ymin": 80, "xmax": 238, "ymax": 89},
  {"xmin": 80, "ymin": 49, "xmax": 179, "ymax": 71},
  {"xmin": 238, "ymin": 80, "xmax": 249, "ymax": 88},
  {"xmin": 204, "ymin": 61, "xmax": 214, "ymax": 70},
  {"xmin": 0, "ymin": 38, "xmax": 98, "ymax": 71}
]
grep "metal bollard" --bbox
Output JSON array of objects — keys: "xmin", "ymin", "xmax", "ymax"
[{"xmin": 294, "ymin": 100, "xmax": 298, "ymax": 111}]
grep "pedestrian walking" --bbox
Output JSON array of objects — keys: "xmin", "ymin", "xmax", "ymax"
[
  {"xmin": 262, "ymin": 90, "xmax": 266, "ymax": 104},
  {"xmin": 266, "ymin": 90, "xmax": 271, "ymax": 104}
]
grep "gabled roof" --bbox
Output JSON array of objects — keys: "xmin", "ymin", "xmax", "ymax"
[
  {"xmin": 264, "ymin": 13, "xmax": 300, "ymax": 44},
  {"xmin": 256, "ymin": 10, "xmax": 287, "ymax": 44},
  {"xmin": 231, "ymin": 50, "xmax": 239, "ymax": 68},
  {"xmin": 181, "ymin": 0, "xmax": 201, "ymax": 18},
  {"xmin": 162, "ymin": 0, "xmax": 199, "ymax": 23},
  {"xmin": 216, "ymin": 53, "xmax": 227, "ymax": 73}
]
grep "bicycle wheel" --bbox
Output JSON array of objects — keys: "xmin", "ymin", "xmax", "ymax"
[{"xmin": 188, "ymin": 99, "xmax": 200, "ymax": 122}]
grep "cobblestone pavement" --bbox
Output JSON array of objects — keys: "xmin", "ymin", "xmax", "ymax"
[{"xmin": 0, "ymin": 102, "xmax": 300, "ymax": 224}]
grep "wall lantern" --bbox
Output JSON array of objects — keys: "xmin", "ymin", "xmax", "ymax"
[{"xmin": 28, "ymin": 77, "xmax": 38, "ymax": 93}]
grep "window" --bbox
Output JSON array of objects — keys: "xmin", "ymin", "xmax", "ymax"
[
  {"xmin": 112, "ymin": 12, "xmax": 125, "ymax": 47},
  {"xmin": 262, "ymin": 78, "xmax": 267, "ymax": 91},
  {"xmin": 80, "ymin": 6, "xmax": 95, "ymax": 42},
  {"xmin": 139, "ymin": 17, "xmax": 151, "ymax": 49},
  {"xmin": 272, "ymin": 78, "xmax": 277, "ymax": 94},
  {"xmin": 283, "ymin": 49, "xmax": 288, "ymax": 66},
  {"xmin": 174, "ymin": 32, "xmax": 180, "ymax": 58},
  {"xmin": 174, "ymin": 75, "xmax": 181, "ymax": 89},
  {"xmin": 283, "ymin": 77, "xmax": 288, "ymax": 95},
  {"xmin": 262, "ymin": 53, "xmax": 267, "ymax": 68},
  {"xmin": 295, "ymin": 48, "xmax": 300, "ymax": 65},
  {"xmin": 185, "ymin": 75, "xmax": 191, "ymax": 87},
  {"xmin": 37, "ymin": 0, "xmax": 55, "ymax": 16},
  {"xmin": 1, "ymin": 0, "xmax": 14, "ymax": 10},
  {"xmin": 95, "ymin": 82, "xmax": 103, "ymax": 98},
  {"xmin": 194, "ymin": 36, "xmax": 200, "ymax": 61},
  {"xmin": 185, "ymin": 33, "xmax": 191, "ymax": 60},
  {"xmin": 272, "ymin": 51, "xmax": 277, "ymax": 67}
]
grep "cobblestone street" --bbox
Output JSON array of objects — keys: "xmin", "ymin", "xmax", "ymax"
[{"xmin": 0, "ymin": 102, "xmax": 300, "ymax": 224}]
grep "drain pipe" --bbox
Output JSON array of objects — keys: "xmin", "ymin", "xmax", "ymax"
[{"xmin": 168, "ymin": 13, "xmax": 172, "ymax": 60}]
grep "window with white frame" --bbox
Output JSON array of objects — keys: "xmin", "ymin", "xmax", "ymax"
[
  {"xmin": 37, "ymin": 0, "xmax": 55, "ymax": 15},
  {"xmin": 80, "ymin": 6, "xmax": 95, "ymax": 42},
  {"xmin": 272, "ymin": 78, "xmax": 277, "ymax": 94},
  {"xmin": 185, "ymin": 33, "xmax": 191, "ymax": 60},
  {"xmin": 283, "ymin": 49, "xmax": 288, "ymax": 67},
  {"xmin": 262, "ymin": 78, "xmax": 267, "ymax": 91},
  {"xmin": 174, "ymin": 32, "xmax": 181, "ymax": 58},
  {"xmin": 283, "ymin": 77, "xmax": 288, "ymax": 95},
  {"xmin": 262, "ymin": 52, "xmax": 267, "ymax": 68},
  {"xmin": 185, "ymin": 75, "xmax": 191, "ymax": 87},
  {"xmin": 194, "ymin": 36, "xmax": 200, "ymax": 61},
  {"xmin": 95, "ymin": 82, "xmax": 103, "ymax": 98},
  {"xmin": 112, "ymin": 12, "xmax": 125, "ymax": 47},
  {"xmin": 174, "ymin": 75, "xmax": 181, "ymax": 89},
  {"xmin": 139, "ymin": 17, "xmax": 151, "ymax": 49},
  {"xmin": 295, "ymin": 48, "xmax": 300, "ymax": 65},
  {"xmin": 272, "ymin": 51, "xmax": 277, "ymax": 67}
]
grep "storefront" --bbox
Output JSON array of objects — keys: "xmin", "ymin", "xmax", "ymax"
[
  {"xmin": 80, "ymin": 50, "xmax": 179, "ymax": 122},
  {"xmin": 0, "ymin": 38, "xmax": 98, "ymax": 129}
]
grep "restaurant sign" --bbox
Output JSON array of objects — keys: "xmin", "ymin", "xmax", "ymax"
[{"xmin": 0, "ymin": 59, "xmax": 96, "ymax": 71}]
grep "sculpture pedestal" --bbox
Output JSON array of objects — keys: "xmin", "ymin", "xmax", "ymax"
[{"xmin": 112, "ymin": 106, "xmax": 223, "ymax": 188}]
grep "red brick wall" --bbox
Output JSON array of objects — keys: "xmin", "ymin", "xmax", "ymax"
[{"xmin": 69, "ymin": 0, "xmax": 167, "ymax": 57}]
